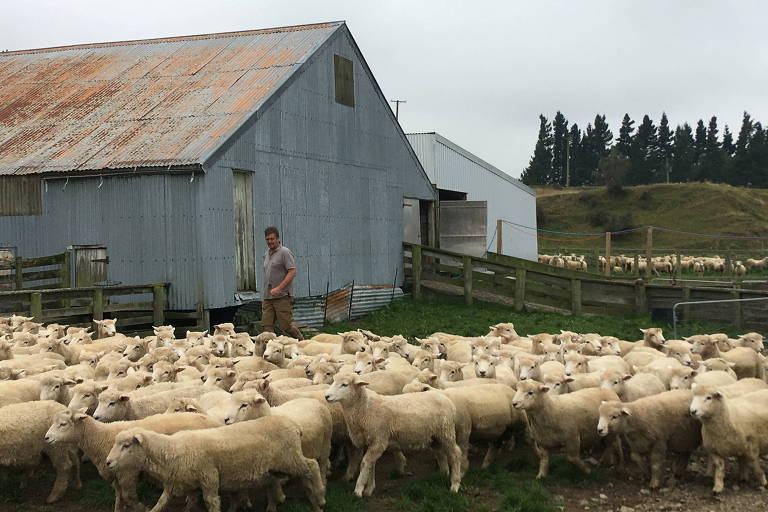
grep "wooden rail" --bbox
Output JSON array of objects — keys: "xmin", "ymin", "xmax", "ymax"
[
  {"xmin": 404, "ymin": 243, "xmax": 768, "ymax": 331},
  {"xmin": 0, "ymin": 252, "xmax": 70, "ymax": 290},
  {"xmin": 0, "ymin": 283, "xmax": 169, "ymax": 332}
]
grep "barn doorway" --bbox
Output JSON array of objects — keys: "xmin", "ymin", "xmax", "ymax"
[{"xmin": 233, "ymin": 171, "xmax": 256, "ymax": 292}]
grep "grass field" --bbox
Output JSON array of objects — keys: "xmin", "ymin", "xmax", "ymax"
[{"xmin": 533, "ymin": 182, "xmax": 768, "ymax": 251}]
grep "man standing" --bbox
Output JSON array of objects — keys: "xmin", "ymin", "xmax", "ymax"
[{"xmin": 261, "ymin": 226, "xmax": 304, "ymax": 340}]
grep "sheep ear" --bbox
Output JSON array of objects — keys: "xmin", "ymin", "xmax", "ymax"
[
  {"xmin": 142, "ymin": 375, "xmax": 153, "ymax": 384},
  {"xmin": 622, "ymin": 375, "xmax": 632, "ymax": 381},
  {"xmin": 539, "ymin": 385, "xmax": 550, "ymax": 393},
  {"xmin": 620, "ymin": 407, "xmax": 631, "ymax": 416},
  {"xmin": 254, "ymin": 397, "xmax": 266, "ymax": 405},
  {"xmin": 184, "ymin": 404, "xmax": 199, "ymax": 413},
  {"xmin": 227, "ymin": 370, "xmax": 236, "ymax": 378},
  {"xmin": 712, "ymin": 391, "xmax": 723, "ymax": 400},
  {"xmin": 63, "ymin": 378, "xmax": 77, "ymax": 386},
  {"xmin": 75, "ymin": 377, "xmax": 85, "ymax": 384},
  {"xmin": 727, "ymin": 361, "xmax": 736, "ymax": 368},
  {"xmin": 564, "ymin": 377, "xmax": 574, "ymax": 383},
  {"xmin": 132, "ymin": 433, "xmax": 145, "ymax": 446},
  {"xmin": 639, "ymin": 328, "xmax": 647, "ymax": 334},
  {"xmin": 119, "ymin": 394, "xmax": 130, "ymax": 402},
  {"xmin": 175, "ymin": 367, "xmax": 186, "ymax": 373},
  {"xmin": 355, "ymin": 379, "xmax": 370, "ymax": 387},
  {"xmin": 73, "ymin": 412, "xmax": 88, "ymax": 422}
]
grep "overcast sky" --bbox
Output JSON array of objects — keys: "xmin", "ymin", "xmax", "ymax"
[{"xmin": 3, "ymin": 1, "xmax": 768, "ymax": 178}]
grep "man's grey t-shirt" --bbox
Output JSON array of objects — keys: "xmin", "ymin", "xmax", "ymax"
[{"xmin": 262, "ymin": 245, "xmax": 296, "ymax": 300}]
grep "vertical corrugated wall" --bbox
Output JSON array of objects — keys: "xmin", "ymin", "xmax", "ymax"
[
  {"xmin": 207, "ymin": 28, "xmax": 432, "ymax": 306},
  {"xmin": 406, "ymin": 133, "xmax": 538, "ymax": 261},
  {"xmin": 0, "ymin": 174, "xmax": 202, "ymax": 309}
]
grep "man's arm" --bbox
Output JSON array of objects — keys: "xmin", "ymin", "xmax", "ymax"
[{"xmin": 270, "ymin": 267, "xmax": 296, "ymax": 296}]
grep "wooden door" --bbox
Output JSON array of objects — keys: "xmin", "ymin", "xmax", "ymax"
[
  {"xmin": 233, "ymin": 171, "xmax": 256, "ymax": 292},
  {"xmin": 72, "ymin": 245, "xmax": 108, "ymax": 287}
]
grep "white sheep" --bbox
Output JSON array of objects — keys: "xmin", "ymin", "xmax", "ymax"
[
  {"xmin": 512, "ymin": 379, "xmax": 620, "ymax": 478},
  {"xmin": 44, "ymin": 409, "xmax": 218, "ymax": 512},
  {"xmin": 598, "ymin": 389, "xmax": 700, "ymax": 488},
  {"xmin": 0, "ymin": 400, "xmax": 81, "ymax": 503},
  {"xmin": 324, "ymin": 372, "xmax": 462, "ymax": 497},
  {"xmin": 93, "ymin": 385, "xmax": 208, "ymax": 422},
  {"xmin": 668, "ymin": 367, "xmax": 736, "ymax": 391},
  {"xmin": 222, "ymin": 391, "xmax": 333, "ymax": 481},
  {"xmin": 105, "ymin": 417, "xmax": 325, "ymax": 512},
  {"xmin": 690, "ymin": 335, "xmax": 765, "ymax": 380},
  {"xmin": 600, "ymin": 370, "xmax": 666, "ymax": 402},
  {"xmin": 690, "ymin": 385, "xmax": 768, "ymax": 493}
]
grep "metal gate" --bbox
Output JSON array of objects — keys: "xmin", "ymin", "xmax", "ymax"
[{"xmin": 439, "ymin": 200, "xmax": 487, "ymax": 257}]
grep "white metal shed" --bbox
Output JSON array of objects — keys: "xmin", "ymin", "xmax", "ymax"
[{"xmin": 406, "ymin": 132, "xmax": 538, "ymax": 261}]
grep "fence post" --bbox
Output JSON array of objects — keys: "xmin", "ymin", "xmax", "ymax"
[
  {"xmin": 682, "ymin": 286, "xmax": 691, "ymax": 322},
  {"xmin": 30, "ymin": 292, "xmax": 42, "ymax": 321},
  {"xmin": 633, "ymin": 254, "xmax": 640, "ymax": 277},
  {"xmin": 463, "ymin": 256, "xmax": 473, "ymax": 306},
  {"xmin": 153, "ymin": 284, "xmax": 166, "ymax": 326},
  {"xmin": 412, "ymin": 245, "xmax": 422, "ymax": 300},
  {"xmin": 496, "ymin": 219, "xmax": 503, "ymax": 255},
  {"xmin": 732, "ymin": 285, "xmax": 743, "ymax": 330},
  {"xmin": 675, "ymin": 252, "xmax": 682, "ymax": 280},
  {"xmin": 604, "ymin": 232, "xmax": 612, "ymax": 277},
  {"xmin": 571, "ymin": 279, "xmax": 582, "ymax": 315},
  {"xmin": 60, "ymin": 251, "xmax": 72, "ymax": 288},
  {"xmin": 593, "ymin": 248, "xmax": 599, "ymax": 274},
  {"xmin": 14, "ymin": 258, "xmax": 22, "ymax": 290},
  {"xmin": 725, "ymin": 251, "xmax": 733, "ymax": 278},
  {"xmin": 645, "ymin": 227, "xmax": 653, "ymax": 279},
  {"xmin": 92, "ymin": 288, "xmax": 104, "ymax": 322},
  {"xmin": 514, "ymin": 268, "xmax": 526, "ymax": 312},
  {"xmin": 635, "ymin": 281, "xmax": 648, "ymax": 315}
]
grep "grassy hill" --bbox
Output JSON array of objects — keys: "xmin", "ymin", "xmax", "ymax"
[{"xmin": 533, "ymin": 182, "xmax": 768, "ymax": 251}]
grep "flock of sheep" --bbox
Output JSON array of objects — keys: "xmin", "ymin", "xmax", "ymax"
[
  {"xmin": 540, "ymin": 253, "xmax": 768, "ymax": 277},
  {"xmin": 1, "ymin": 314, "xmax": 767, "ymax": 512}
]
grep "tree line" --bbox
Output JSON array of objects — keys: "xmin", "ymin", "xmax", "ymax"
[{"xmin": 520, "ymin": 111, "xmax": 768, "ymax": 188}]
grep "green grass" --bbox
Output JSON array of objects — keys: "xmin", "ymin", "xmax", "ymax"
[
  {"xmin": 320, "ymin": 296, "xmax": 741, "ymax": 340},
  {"xmin": 535, "ymin": 182, "xmax": 768, "ymax": 251}
]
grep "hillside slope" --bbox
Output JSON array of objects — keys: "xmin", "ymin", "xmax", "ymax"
[{"xmin": 534, "ymin": 182, "xmax": 768, "ymax": 250}]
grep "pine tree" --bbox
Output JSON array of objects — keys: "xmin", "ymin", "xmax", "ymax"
[
  {"xmin": 521, "ymin": 115, "xmax": 553, "ymax": 185},
  {"xmin": 732, "ymin": 112, "xmax": 754, "ymax": 186},
  {"xmin": 616, "ymin": 114, "xmax": 635, "ymax": 158},
  {"xmin": 572, "ymin": 123, "xmax": 594, "ymax": 186},
  {"xmin": 574, "ymin": 114, "xmax": 613, "ymax": 186},
  {"xmin": 699, "ymin": 116, "xmax": 724, "ymax": 182},
  {"xmin": 566, "ymin": 123, "xmax": 582, "ymax": 187},
  {"xmin": 671, "ymin": 123, "xmax": 695, "ymax": 182},
  {"xmin": 722, "ymin": 125, "xmax": 735, "ymax": 156},
  {"xmin": 693, "ymin": 119, "xmax": 707, "ymax": 172},
  {"xmin": 551, "ymin": 111, "xmax": 569, "ymax": 186},
  {"xmin": 629, "ymin": 115, "xmax": 659, "ymax": 184},
  {"xmin": 746, "ymin": 122, "xmax": 767, "ymax": 187},
  {"xmin": 657, "ymin": 113, "xmax": 674, "ymax": 182}
]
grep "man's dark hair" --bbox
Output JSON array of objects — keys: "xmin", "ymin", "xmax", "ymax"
[{"xmin": 264, "ymin": 226, "xmax": 280, "ymax": 238}]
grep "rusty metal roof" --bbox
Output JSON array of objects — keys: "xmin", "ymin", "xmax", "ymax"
[{"xmin": 0, "ymin": 22, "xmax": 343, "ymax": 176}]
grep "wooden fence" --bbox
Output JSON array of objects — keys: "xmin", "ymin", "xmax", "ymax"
[
  {"xmin": 404, "ymin": 243, "xmax": 768, "ymax": 331},
  {"xmin": 0, "ymin": 283, "xmax": 169, "ymax": 333},
  {"xmin": 0, "ymin": 252, "xmax": 70, "ymax": 290}
]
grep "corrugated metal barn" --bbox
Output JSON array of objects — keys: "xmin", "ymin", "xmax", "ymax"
[
  {"xmin": 406, "ymin": 132, "xmax": 538, "ymax": 261},
  {"xmin": 0, "ymin": 22, "xmax": 436, "ymax": 314}
]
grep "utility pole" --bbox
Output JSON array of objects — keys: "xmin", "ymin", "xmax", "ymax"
[{"xmin": 390, "ymin": 99, "xmax": 406, "ymax": 120}]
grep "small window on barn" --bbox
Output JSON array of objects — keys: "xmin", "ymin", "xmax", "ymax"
[
  {"xmin": 0, "ymin": 176, "xmax": 42, "ymax": 216},
  {"xmin": 334, "ymin": 55, "xmax": 354, "ymax": 107}
]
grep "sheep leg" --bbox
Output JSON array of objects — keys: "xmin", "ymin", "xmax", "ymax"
[
  {"xmin": 148, "ymin": 489, "xmax": 173, "ymax": 512},
  {"xmin": 564, "ymin": 439, "xmax": 590, "ymax": 475},
  {"xmin": 481, "ymin": 442, "xmax": 500, "ymax": 469},
  {"xmin": 45, "ymin": 447, "xmax": 74, "ymax": 503},
  {"xmin": 393, "ymin": 450, "xmax": 412, "ymax": 477},
  {"xmin": 748, "ymin": 449, "xmax": 767, "ymax": 487},
  {"xmin": 344, "ymin": 445, "xmax": 364, "ymax": 482},
  {"xmin": 297, "ymin": 458, "xmax": 326, "ymax": 511},
  {"xmin": 711, "ymin": 455, "xmax": 726, "ymax": 494},
  {"xmin": 70, "ymin": 449, "xmax": 82, "ymax": 490},
  {"xmin": 443, "ymin": 440, "xmax": 463, "ymax": 493},
  {"xmin": 535, "ymin": 444, "xmax": 550, "ymax": 479},
  {"xmin": 355, "ymin": 444, "xmax": 386, "ymax": 498},
  {"xmin": 648, "ymin": 444, "xmax": 666, "ymax": 489},
  {"xmin": 199, "ymin": 477, "xmax": 221, "ymax": 512}
]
